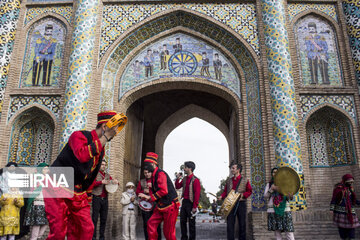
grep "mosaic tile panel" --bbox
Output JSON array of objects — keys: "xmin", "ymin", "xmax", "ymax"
[
  {"xmin": 307, "ymin": 120, "xmax": 329, "ymax": 166},
  {"xmin": 20, "ymin": 17, "xmax": 66, "ymax": 87},
  {"xmin": 7, "ymin": 96, "xmax": 61, "ymax": 122},
  {"xmin": 288, "ymin": 3, "xmax": 337, "ymax": 23},
  {"xmin": 15, "ymin": 121, "xmax": 35, "ymax": 166},
  {"xmin": 261, "ymin": 0, "xmax": 306, "ymax": 210},
  {"xmin": 25, "ymin": 6, "xmax": 73, "ymax": 25},
  {"xmin": 101, "ymin": 11, "xmax": 266, "ymax": 210},
  {"xmin": 306, "ymin": 108, "xmax": 356, "ymax": 168},
  {"xmin": 0, "ymin": 0, "xmax": 20, "ymax": 118},
  {"xmin": 342, "ymin": 1, "xmax": 360, "ymax": 85},
  {"xmin": 60, "ymin": 0, "xmax": 99, "ymax": 149},
  {"xmin": 295, "ymin": 16, "xmax": 342, "ymax": 86},
  {"xmin": 100, "ymin": 3, "xmax": 259, "ymax": 59},
  {"xmin": 120, "ymin": 33, "xmax": 241, "ymax": 98},
  {"xmin": 34, "ymin": 122, "xmax": 53, "ymax": 165},
  {"xmin": 8, "ymin": 108, "xmax": 54, "ymax": 166},
  {"xmin": 328, "ymin": 119, "xmax": 349, "ymax": 166},
  {"xmin": 300, "ymin": 95, "xmax": 356, "ymax": 122}
]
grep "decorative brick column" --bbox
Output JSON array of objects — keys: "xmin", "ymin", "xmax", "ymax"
[
  {"xmin": 60, "ymin": 0, "xmax": 99, "ymax": 149},
  {"xmin": 0, "ymin": 0, "xmax": 20, "ymax": 118},
  {"xmin": 261, "ymin": 0, "xmax": 306, "ymax": 210},
  {"xmin": 342, "ymin": 0, "xmax": 360, "ymax": 85}
]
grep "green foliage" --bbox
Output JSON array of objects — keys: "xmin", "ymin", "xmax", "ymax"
[
  {"xmin": 199, "ymin": 181, "xmax": 210, "ymax": 209},
  {"xmin": 215, "ymin": 178, "xmax": 228, "ymax": 205}
]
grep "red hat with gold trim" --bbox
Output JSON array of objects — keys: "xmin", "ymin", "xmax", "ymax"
[
  {"xmin": 97, "ymin": 111, "xmax": 117, "ymax": 125},
  {"xmin": 144, "ymin": 152, "xmax": 158, "ymax": 165}
]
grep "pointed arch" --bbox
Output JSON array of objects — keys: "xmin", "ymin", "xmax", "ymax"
[
  {"xmin": 155, "ymin": 104, "xmax": 230, "ymax": 164},
  {"xmin": 305, "ymin": 106, "xmax": 356, "ymax": 167},
  {"xmin": 100, "ymin": 9, "xmax": 267, "ymax": 211},
  {"xmin": 8, "ymin": 106, "xmax": 55, "ymax": 166}
]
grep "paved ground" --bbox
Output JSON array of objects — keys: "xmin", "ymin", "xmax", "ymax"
[{"xmin": 136, "ymin": 213, "xmax": 227, "ymax": 240}]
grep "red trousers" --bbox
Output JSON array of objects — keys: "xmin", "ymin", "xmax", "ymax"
[
  {"xmin": 148, "ymin": 202, "xmax": 179, "ymax": 240},
  {"xmin": 44, "ymin": 191, "xmax": 94, "ymax": 240}
]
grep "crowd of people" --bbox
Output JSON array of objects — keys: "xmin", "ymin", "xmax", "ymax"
[{"xmin": 0, "ymin": 111, "xmax": 359, "ymax": 240}]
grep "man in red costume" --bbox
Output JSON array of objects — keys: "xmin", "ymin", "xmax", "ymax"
[
  {"xmin": 218, "ymin": 161, "xmax": 252, "ymax": 240},
  {"xmin": 44, "ymin": 111, "xmax": 121, "ymax": 240},
  {"xmin": 136, "ymin": 168, "xmax": 161, "ymax": 240},
  {"xmin": 175, "ymin": 161, "xmax": 201, "ymax": 240},
  {"xmin": 138, "ymin": 152, "xmax": 180, "ymax": 240}
]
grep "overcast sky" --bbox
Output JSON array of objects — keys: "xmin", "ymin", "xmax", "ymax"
[{"xmin": 163, "ymin": 117, "xmax": 229, "ymax": 201}]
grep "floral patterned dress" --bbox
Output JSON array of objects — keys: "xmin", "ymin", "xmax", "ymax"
[
  {"xmin": 0, "ymin": 192, "xmax": 24, "ymax": 236},
  {"xmin": 264, "ymin": 183, "xmax": 294, "ymax": 232}
]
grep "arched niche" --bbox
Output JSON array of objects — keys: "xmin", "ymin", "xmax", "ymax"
[{"xmin": 8, "ymin": 107, "xmax": 55, "ymax": 166}]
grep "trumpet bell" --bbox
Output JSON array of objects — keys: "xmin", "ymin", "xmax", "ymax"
[{"xmin": 274, "ymin": 166, "xmax": 300, "ymax": 196}]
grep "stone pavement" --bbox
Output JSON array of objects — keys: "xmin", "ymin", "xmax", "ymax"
[{"xmin": 136, "ymin": 213, "xmax": 227, "ymax": 240}]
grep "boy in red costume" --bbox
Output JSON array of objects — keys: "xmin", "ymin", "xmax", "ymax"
[
  {"xmin": 138, "ymin": 152, "xmax": 179, "ymax": 240},
  {"xmin": 44, "ymin": 111, "xmax": 122, "ymax": 240}
]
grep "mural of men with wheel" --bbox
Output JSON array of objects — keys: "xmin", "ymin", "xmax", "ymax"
[
  {"xmin": 144, "ymin": 49, "xmax": 154, "ymax": 78},
  {"xmin": 201, "ymin": 52, "xmax": 211, "ymax": 78}
]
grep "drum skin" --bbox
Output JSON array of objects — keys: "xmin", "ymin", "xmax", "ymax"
[{"xmin": 274, "ymin": 166, "xmax": 300, "ymax": 196}]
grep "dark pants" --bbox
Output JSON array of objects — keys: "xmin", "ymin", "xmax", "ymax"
[
  {"xmin": 180, "ymin": 199, "xmax": 196, "ymax": 240},
  {"xmin": 201, "ymin": 66, "xmax": 211, "ymax": 77},
  {"xmin": 308, "ymin": 58, "xmax": 329, "ymax": 84},
  {"xmin": 92, "ymin": 195, "xmax": 108, "ymax": 240},
  {"xmin": 32, "ymin": 60, "xmax": 52, "ymax": 86},
  {"xmin": 227, "ymin": 201, "xmax": 246, "ymax": 240},
  {"xmin": 338, "ymin": 227, "xmax": 355, "ymax": 239},
  {"xmin": 145, "ymin": 66, "xmax": 153, "ymax": 77},
  {"xmin": 142, "ymin": 210, "xmax": 161, "ymax": 240}
]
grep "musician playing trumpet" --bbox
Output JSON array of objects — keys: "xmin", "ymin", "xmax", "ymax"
[
  {"xmin": 264, "ymin": 167, "xmax": 295, "ymax": 240},
  {"xmin": 218, "ymin": 162, "xmax": 252, "ymax": 240}
]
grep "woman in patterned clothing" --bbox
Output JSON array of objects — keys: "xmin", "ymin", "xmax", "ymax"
[
  {"xmin": 24, "ymin": 163, "xmax": 49, "ymax": 240},
  {"xmin": 264, "ymin": 167, "xmax": 295, "ymax": 240},
  {"xmin": 330, "ymin": 174, "xmax": 360, "ymax": 240}
]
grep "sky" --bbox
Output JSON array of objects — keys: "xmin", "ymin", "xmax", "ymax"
[{"xmin": 163, "ymin": 117, "xmax": 229, "ymax": 202}]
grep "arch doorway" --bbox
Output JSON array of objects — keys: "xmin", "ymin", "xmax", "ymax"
[
  {"xmin": 121, "ymin": 87, "xmax": 241, "ymax": 188},
  {"xmin": 163, "ymin": 117, "xmax": 230, "ymax": 202}
]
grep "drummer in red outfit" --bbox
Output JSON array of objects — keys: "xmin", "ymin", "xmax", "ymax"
[
  {"xmin": 44, "ymin": 111, "xmax": 123, "ymax": 240},
  {"xmin": 136, "ymin": 168, "xmax": 162, "ymax": 240},
  {"xmin": 138, "ymin": 152, "xmax": 180, "ymax": 240},
  {"xmin": 218, "ymin": 161, "xmax": 252, "ymax": 240},
  {"xmin": 175, "ymin": 161, "xmax": 201, "ymax": 240}
]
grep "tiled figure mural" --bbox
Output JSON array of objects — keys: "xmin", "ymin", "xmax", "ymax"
[
  {"xmin": 21, "ymin": 18, "xmax": 66, "ymax": 87},
  {"xmin": 306, "ymin": 107, "xmax": 356, "ymax": 167},
  {"xmin": 119, "ymin": 33, "xmax": 241, "ymax": 98},
  {"xmin": 342, "ymin": 1, "xmax": 360, "ymax": 85},
  {"xmin": 9, "ymin": 108, "xmax": 54, "ymax": 166},
  {"xmin": 295, "ymin": 16, "xmax": 342, "ymax": 86},
  {"xmin": 0, "ymin": 0, "xmax": 20, "ymax": 117}
]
